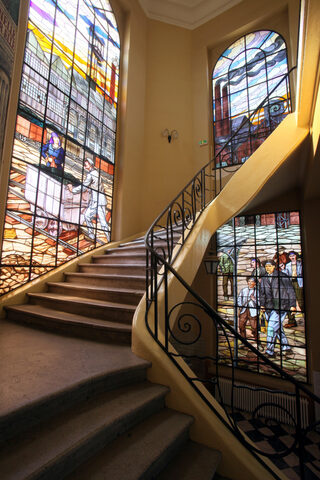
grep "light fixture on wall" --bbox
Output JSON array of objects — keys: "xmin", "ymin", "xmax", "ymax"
[
  {"xmin": 162, "ymin": 129, "xmax": 178, "ymax": 143},
  {"xmin": 204, "ymin": 253, "xmax": 219, "ymax": 274}
]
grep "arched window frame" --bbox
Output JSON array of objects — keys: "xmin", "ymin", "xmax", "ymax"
[{"xmin": 212, "ymin": 30, "xmax": 291, "ymax": 168}]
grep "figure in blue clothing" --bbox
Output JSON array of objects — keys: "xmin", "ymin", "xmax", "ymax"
[{"xmin": 41, "ymin": 132, "xmax": 65, "ymax": 170}]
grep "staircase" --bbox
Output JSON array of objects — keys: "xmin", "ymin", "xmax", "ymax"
[{"xmin": 0, "ymin": 235, "xmax": 222, "ymax": 479}]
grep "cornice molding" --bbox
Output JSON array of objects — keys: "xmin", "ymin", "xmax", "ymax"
[{"xmin": 138, "ymin": 0, "xmax": 242, "ymax": 30}]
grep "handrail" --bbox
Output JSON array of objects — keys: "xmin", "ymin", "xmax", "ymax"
[{"xmin": 144, "ymin": 67, "xmax": 320, "ymax": 479}]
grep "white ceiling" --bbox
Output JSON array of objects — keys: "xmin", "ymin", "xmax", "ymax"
[{"xmin": 138, "ymin": 0, "xmax": 243, "ymax": 30}]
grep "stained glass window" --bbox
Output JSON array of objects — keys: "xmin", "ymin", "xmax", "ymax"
[
  {"xmin": 213, "ymin": 31, "xmax": 291, "ymax": 167},
  {"xmin": 215, "ymin": 211, "xmax": 306, "ymax": 381},
  {"xmin": 0, "ymin": 0, "xmax": 120, "ymax": 296}
]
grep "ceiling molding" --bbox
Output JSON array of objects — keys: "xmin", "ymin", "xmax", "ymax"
[{"xmin": 138, "ymin": 0, "xmax": 243, "ymax": 30}]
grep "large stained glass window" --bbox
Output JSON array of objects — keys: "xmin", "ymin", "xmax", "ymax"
[
  {"xmin": 213, "ymin": 31, "xmax": 291, "ymax": 167},
  {"xmin": 215, "ymin": 211, "xmax": 306, "ymax": 381},
  {"xmin": 0, "ymin": 0, "xmax": 120, "ymax": 296}
]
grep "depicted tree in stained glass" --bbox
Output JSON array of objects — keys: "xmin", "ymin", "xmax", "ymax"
[
  {"xmin": 0, "ymin": 0, "xmax": 120, "ymax": 295},
  {"xmin": 215, "ymin": 212, "xmax": 306, "ymax": 381},
  {"xmin": 212, "ymin": 31, "xmax": 291, "ymax": 167}
]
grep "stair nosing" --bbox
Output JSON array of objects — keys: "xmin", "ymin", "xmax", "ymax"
[
  {"xmin": 65, "ymin": 272, "xmax": 145, "ymax": 280},
  {"xmin": 46, "ymin": 282, "xmax": 145, "ymax": 295},
  {"xmin": 79, "ymin": 263, "xmax": 145, "ymax": 267},
  {"xmin": 26, "ymin": 292, "xmax": 137, "ymax": 311},
  {"xmin": 6, "ymin": 304, "xmax": 133, "ymax": 331}
]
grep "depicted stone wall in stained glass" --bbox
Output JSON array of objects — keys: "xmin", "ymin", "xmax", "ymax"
[
  {"xmin": 0, "ymin": 0, "xmax": 120, "ymax": 296},
  {"xmin": 215, "ymin": 212, "xmax": 306, "ymax": 382},
  {"xmin": 212, "ymin": 31, "xmax": 291, "ymax": 167}
]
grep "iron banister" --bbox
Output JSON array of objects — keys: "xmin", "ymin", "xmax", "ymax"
[{"xmin": 144, "ymin": 67, "xmax": 319, "ymax": 479}]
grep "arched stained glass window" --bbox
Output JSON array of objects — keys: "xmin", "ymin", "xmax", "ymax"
[
  {"xmin": 212, "ymin": 30, "xmax": 291, "ymax": 167},
  {"xmin": 0, "ymin": 0, "xmax": 120, "ymax": 296}
]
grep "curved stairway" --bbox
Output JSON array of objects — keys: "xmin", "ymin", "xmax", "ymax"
[{"xmin": 0, "ymin": 235, "xmax": 221, "ymax": 479}]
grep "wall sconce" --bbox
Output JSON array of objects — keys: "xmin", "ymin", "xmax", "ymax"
[
  {"xmin": 162, "ymin": 129, "xmax": 178, "ymax": 143},
  {"xmin": 204, "ymin": 253, "xmax": 219, "ymax": 274}
]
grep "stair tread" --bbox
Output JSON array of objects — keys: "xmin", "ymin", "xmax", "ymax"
[
  {"xmin": 27, "ymin": 292, "xmax": 137, "ymax": 311},
  {"xmin": 66, "ymin": 272, "xmax": 145, "ymax": 279},
  {"xmin": 109, "ymin": 245, "xmax": 147, "ymax": 251},
  {"xmin": 6, "ymin": 303, "xmax": 133, "ymax": 331},
  {"xmin": 66, "ymin": 409, "xmax": 193, "ymax": 480},
  {"xmin": 119, "ymin": 237, "xmax": 180, "ymax": 247},
  {"xmin": 94, "ymin": 253, "xmax": 146, "ymax": 258},
  {"xmin": 79, "ymin": 263, "xmax": 145, "ymax": 268},
  {"xmin": 0, "ymin": 382, "xmax": 169, "ymax": 480},
  {"xmin": 157, "ymin": 440, "xmax": 222, "ymax": 479},
  {"xmin": 0, "ymin": 320, "xmax": 150, "ymax": 420},
  {"xmin": 47, "ymin": 282, "xmax": 145, "ymax": 295},
  {"xmin": 92, "ymin": 254, "xmax": 146, "ymax": 263}
]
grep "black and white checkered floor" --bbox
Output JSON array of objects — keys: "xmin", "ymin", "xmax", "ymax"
[{"xmin": 229, "ymin": 410, "xmax": 320, "ymax": 479}]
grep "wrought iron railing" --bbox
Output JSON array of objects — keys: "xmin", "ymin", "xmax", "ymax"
[{"xmin": 144, "ymin": 67, "xmax": 320, "ymax": 479}]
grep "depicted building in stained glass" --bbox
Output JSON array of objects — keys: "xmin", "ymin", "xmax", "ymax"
[
  {"xmin": 212, "ymin": 31, "xmax": 291, "ymax": 167},
  {"xmin": 0, "ymin": 0, "xmax": 120, "ymax": 295},
  {"xmin": 215, "ymin": 212, "xmax": 306, "ymax": 381}
]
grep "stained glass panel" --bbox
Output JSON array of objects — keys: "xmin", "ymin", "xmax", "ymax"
[
  {"xmin": 213, "ymin": 30, "xmax": 290, "ymax": 167},
  {"xmin": 0, "ymin": 0, "xmax": 120, "ymax": 296},
  {"xmin": 215, "ymin": 211, "xmax": 306, "ymax": 381}
]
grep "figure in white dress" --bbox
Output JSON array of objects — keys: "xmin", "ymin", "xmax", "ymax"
[{"xmin": 68, "ymin": 158, "xmax": 110, "ymax": 241}]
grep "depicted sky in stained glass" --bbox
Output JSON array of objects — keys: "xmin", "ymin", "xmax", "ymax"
[
  {"xmin": 212, "ymin": 30, "xmax": 291, "ymax": 167},
  {"xmin": 28, "ymin": 0, "xmax": 120, "ymax": 96},
  {"xmin": 212, "ymin": 31, "xmax": 288, "ymax": 121}
]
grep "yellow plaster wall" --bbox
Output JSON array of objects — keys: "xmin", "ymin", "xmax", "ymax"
[
  {"xmin": 135, "ymin": 0, "xmax": 300, "ymax": 233},
  {"xmin": 113, "ymin": 0, "xmax": 301, "ymax": 237},
  {"xmin": 110, "ymin": 0, "xmax": 148, "ymax": 239},
  {"xmin": 140, "ymin": 21, "xmax": 194, "ymax": 229},
  {"xmin": 296, "ymin": 0, "xmax": 320, "ymax": 129}
]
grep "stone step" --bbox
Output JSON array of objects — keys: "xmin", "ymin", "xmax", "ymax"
[
  {"xmin": 65, "ymin": 272, "xmax": 145, "ymax": 289},
  {"xmin": 66, "ymin": 409, "xmax": 193, "ymax": 480},
  {"xmin": 157, "ymin": 440, "xmax": 222, "ymax": 479},
  {"xmin": 119, "ymin": 233, "xmax": 181, "ymax": 248},
  {"xmin": 92, "ymin": 253, "xmax": 146, "ymax": 265},
  {"xmin": 106, "ymin": 241, "xmax": 170, "ymax": 256},
  {"xmin": 106, "ymin": 244, "xmax": 147, "ymax": 255},
  {"xmin": 47, "ymin": 282, "xmax": 144, "ymax": 305},
  {"xmin": 0, "ymin": 321, "xmax": 151, "ymax": 443},
  {"xmin": 0, "ymin": 382, "xmax": 169, "ymax": 480},
  {"xmin": 5, "ymin": 303, "xmax": 132, "ymax": 344},
  {"xmin": 78, "ymin": 262, "xmax": 146, "ymax": 275},
  {"xmin": 26, "ymin": 292, "xmax": 136, "ymax": 324}
]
